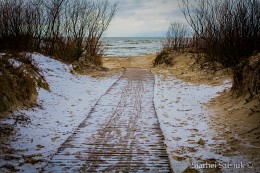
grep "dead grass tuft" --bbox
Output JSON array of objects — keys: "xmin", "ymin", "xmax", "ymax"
[
  {"xmin": 0, "ymin": 53, "xmax": 49, "ymax": 114},
  {"xmin": 153, "ymin": 50, "xmax": 174, "ymax": 67},
  {"xmin": 232, "ymin": 53, "xmax": 260, "ymax": 99}
]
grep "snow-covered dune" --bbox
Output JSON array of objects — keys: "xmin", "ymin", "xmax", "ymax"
[
  {"xmin": 0, "ymin": 53, "xmax": 120, "ymax": 172},
  {"xmin": 153, "ymin": 75, "xmax": 251, "ymax": 172}
]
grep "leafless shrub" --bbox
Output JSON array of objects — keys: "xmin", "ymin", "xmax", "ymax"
[
  {"xmin": 43, "ymin": 0, "xmax": 66, "ymax": 55},
  {"xmin": 43, "ymin": 0, "xmax": 117, "ymax": 65},
  {"xmin": 180, "ymin": 0, "xmax": 260, "ymax": 67},
  {"xmin": 0, "ymin": 0, "xmax": 117, "ymax": 66},
  {"xmin": 83, "ymin": 0, "xmax": 117, "ymax": 66},
  {"xmin": 57, "ymin": 0, "xmax": 92, "ymax": 62},
  {"xmin": 0, "ymin": 0, "xmax": 40, "ymax": 51},
  {"xmin": 154, "ymin": 22, "xmax": 190, "ymax": 66},
  {"xmin": 163, "ymin": 22, "xmax": 191, "ymax": 53}
]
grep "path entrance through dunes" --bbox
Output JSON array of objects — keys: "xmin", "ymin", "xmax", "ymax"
[{"xmin": 43, "ymin": 68, "xmax": 171, "ymax": 172}]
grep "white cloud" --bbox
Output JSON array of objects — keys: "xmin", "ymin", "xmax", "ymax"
[{"xmin": 105, "ymin": 0, "xmax": 187, "ymax": 37}]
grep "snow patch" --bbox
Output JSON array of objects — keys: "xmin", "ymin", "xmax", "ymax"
[
  {"xmin": 8, "ymin": 59, "xmax": 23, "ymax": 68},
  {"xmin": 0, "ymin": 53, "xmax": 120, "ymax": 172},
  {"xmin": 154, "ymin": 75, "xmax": 248, "ymax": 172}
]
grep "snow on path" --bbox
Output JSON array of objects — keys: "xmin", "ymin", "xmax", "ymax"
[
  {"xmin": 1, "ymin": 53, "xmax": 251, "ymax": 173},
  {"xmin": 43, "ymin": 68, "xmax": 171, "ymax": 172},
  {"xmin": 0, "ymin": 54, "xmax": 121, "ymax": 172},
  {"xmin": 154, "ymin": 75, "xmax": 249, "ymax": 172}
]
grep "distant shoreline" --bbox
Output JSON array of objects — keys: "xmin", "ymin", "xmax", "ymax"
[
  {"xmin": 102, "ymin": 37, "xmax": 162, "ymax": 57},
  {"xmin": 102, "ymin": 36, "xmax": 165, "ymax": 38}
]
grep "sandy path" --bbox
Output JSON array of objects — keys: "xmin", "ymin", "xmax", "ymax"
[{"xmin": 42, "ymin": 68, "xmax": 171, "ymax": 172}]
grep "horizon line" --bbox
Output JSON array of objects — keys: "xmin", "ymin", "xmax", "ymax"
[{"xmin": 102, "ymin": 36, "xmax": 165, "ymax": 38}]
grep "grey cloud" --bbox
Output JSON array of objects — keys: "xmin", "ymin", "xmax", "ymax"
[{"xmin": 106, "ymin": 0, "xmax": 187, "ymax": 37}]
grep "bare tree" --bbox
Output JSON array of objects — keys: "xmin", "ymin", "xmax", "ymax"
[
  {"xmin": 44, "ymin": 0, "xmax": 66, "ymax": 55},
  {"xmin": 84, "ymin": 0, "xmax": 117, "ymax": 66},
  {"xmin": 0, "ymin": 0, "xmax": 46, "ymax": 51},
  {"xmin": 52, "ymin": 0, "xmax": 117, "ymax": 64},
  {"xmin": 180, "ymin": 0, "xmax": 260, "ymax": 67},
  {"xmin": 0, "ymin": 0, "xmax": 118, "ymax": 66},
  {"xmin": 0, "ymin": 0, "xmax": 29, "ymax": 50},
  {"xmin": 154, "ymin": 22, "xmax": 190, "ymax": 66},
  {"xmin": 163, "ymin": 22, "xmax": 190, "ymax": 53},
  {"xmin": 30, "ymin": 0, "xmax": 47, "ymax": 51},
  {"xmin": 54, "ymin": 0, "xmax": 93, "ymax": 61}
]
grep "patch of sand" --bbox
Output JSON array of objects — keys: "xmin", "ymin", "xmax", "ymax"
[
  {"xmin": 102, "ymin": 54, "xmax": 156, "ymax": 69},
  {"xmin": 151, "ymin": 53, "xmax": 232, "ymax": 85},
  {"xmin": 207, "ymin": 91, "xmax": 260, "ymax": 167}
]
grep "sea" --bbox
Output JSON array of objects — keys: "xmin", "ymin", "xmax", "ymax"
[{"xmin": 101, "ymin": 37, "xmax": 163, "ymax": 57}]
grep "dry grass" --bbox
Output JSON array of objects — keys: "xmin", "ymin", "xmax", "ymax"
[
  {"xmin": 72, "ymin": 59, "xmax": 107, "ymax": 74},
  {"xmin": 232, "ymin": 53, "xmax": 260, "ymax": 98},
  {"xmin": 0, "ymin": 53, "xmax": 49, "ymax": 115},
  {"xmin": 153, "ymin": 50, "xmax": 174, "ymax": 67},
  {"xmin": 70, "ymin": 57, "xmax": 124, "ymax": 79},
  {"xmin": 153, "ymin": 50, "xmax": 259, "ymax": 99},
  {"xmin": 152, "ymin": 53, "xmax": 231, "ymax": 86}
]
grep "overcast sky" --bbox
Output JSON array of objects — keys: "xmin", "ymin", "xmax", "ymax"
[{"xmin": 105, "ymin": 0, "xmax": 187, "ymax": 37}]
